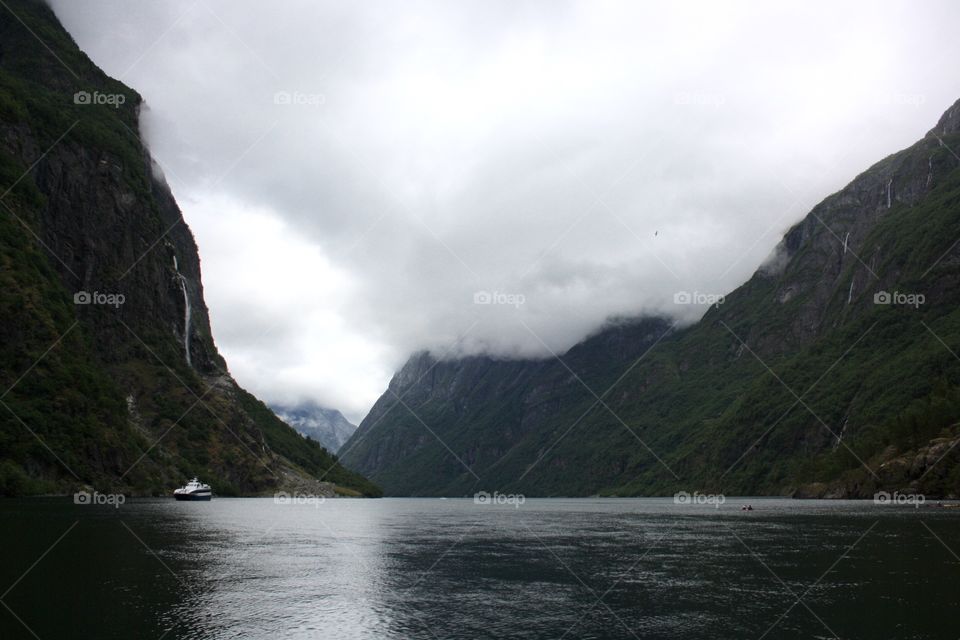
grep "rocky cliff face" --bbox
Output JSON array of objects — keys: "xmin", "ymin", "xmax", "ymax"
[
  {"xmin": 343, "ymin": 318, "xmax": 676, "ymax": 495},
  {"xmin": 343, "ymin": 98, "xmax": 960, "ymax": 498},
  {"xmin": 271, "ymin": 403, "xmax": 357, "ymax": 453},
  {"xmin": 0, "ymin": 0, "xmax": 379, "ymax": 496}
]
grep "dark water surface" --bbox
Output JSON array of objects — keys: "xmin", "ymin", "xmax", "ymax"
[{"xmin": 1, "ymin": 497, "xmax": 958, "ymax": 639}]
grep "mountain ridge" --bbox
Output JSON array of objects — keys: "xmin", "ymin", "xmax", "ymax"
[
  {"xmin": 0, "ymin": 0, "xmax": 380, "ymax": 497},
  {"xmin": 342, "ymin": 96, "xmax": 960, "ymax": 498},
  {"xmin": 271, "ymin": 403, "xmax": 357, "ymax": 453}
]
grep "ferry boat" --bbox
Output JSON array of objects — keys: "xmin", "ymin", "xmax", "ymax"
[{"xmin": 173, "ymin": 477, "xmax": 212, "ymax": 501}]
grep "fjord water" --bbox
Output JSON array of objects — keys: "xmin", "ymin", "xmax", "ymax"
[{"xmin": 1, "ymin": 498, "xmax": 958, "ymax": 639}]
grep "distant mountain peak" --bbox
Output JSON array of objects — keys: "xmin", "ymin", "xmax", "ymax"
[
  {"xmin": 271, "ymin": 403, "xmax": 358, "ymax": 454},
  {"xmin": 0, "ymin": 0, "xmax": 379, "ymax": 497},
  {"xmin": 930, "ymin": 97, "xmax": 960, "ymax": 137},
  {"xmin": 342, "ymin": 97, "xmax": 960, "ymax": 499}
]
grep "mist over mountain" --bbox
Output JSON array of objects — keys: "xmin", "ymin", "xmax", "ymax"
[
  {"xmin": 342, "ymin": 99, "xmax": 960, "ymax": 498},
  {"xmin": 6, "ymin": 0, "xmax": 959, "ymax": 505},
  {"xmin": 272, "ymin": 403, "xmax": 357, "ymax": 453},
  {"xmin": 0, "ymin": 0, "xmax": 379, "ymax": 497},
  {"xmin": 45, "ymin": 0, "xmax": 960, "ymax": 419},
  {"xmin": 5, "ymin": 3, "xmax": 960, "ymax": 639}
]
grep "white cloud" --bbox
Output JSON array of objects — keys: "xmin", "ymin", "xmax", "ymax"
[
  {"xmin": 50, "ymin": 0, "xmax": 960, "ymax": 421},
  {"xmin": 184, "ymin": 194, "xmax": 393, "ymax": 422}
]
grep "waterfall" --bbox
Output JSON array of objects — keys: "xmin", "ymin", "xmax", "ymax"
[
  {"xmin": 847, "ymin": 278, "xmax": 854, "ymax": 304},
  {"xmin": 886, "ymin": 179, "xmax": 892, "ymax": 208},
  {"xmin": 842, "ymin": 232, "xmax": 849, "ymax": 254},
  {"xmin": 833, "ymin": 418, "xmax": 849, "ymax": 450},
  {"xmin": 172, "ymin": 255, "xmax": 192, "ymax": 366}
]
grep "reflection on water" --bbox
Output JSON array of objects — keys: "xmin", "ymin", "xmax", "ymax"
[{"xmin": 1, "ymin": 498, "xmax": 959, "ymax": 639}]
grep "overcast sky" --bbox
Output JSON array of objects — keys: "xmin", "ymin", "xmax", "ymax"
[{"xmin": 50, "ymin": 0, "xmax": 960, "ymax": 423}]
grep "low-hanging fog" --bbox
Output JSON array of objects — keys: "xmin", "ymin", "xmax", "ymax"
[{"xmin": 49, "ymin": 0, "xmax": 960, "ymax": 422}]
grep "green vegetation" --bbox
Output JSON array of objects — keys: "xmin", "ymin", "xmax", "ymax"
[
  {"xmin": 0, "ymin": 0, "xmax": 380, "ymax": 497},
  {"xmin": 236, "ymin": 389, "xmax": 383, "ymax": 497},
  {"xmin": 0, "ymin": 167, "xmax": 140, "ymax": 495},
  {"xmin": 345, "ymin": 125, "xmax": 960, "ymax": 498}
]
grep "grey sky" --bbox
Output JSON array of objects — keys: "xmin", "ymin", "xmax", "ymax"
[{"xmin": 49, "ymin": 0, "xmax": 960, "ymax": 422}]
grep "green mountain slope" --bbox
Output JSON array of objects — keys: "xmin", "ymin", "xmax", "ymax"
[
  {"xmin": 342, "ymin": 99, "xmax": 960, "ymax": 498},
  {"xmin": 0, "ymin": 0, "xmax": 379, "ymax": 497}
]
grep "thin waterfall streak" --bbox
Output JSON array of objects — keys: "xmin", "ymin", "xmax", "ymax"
[{"xmin": 173, "ymin": 255, "xmax": 192, "ymax": 366}]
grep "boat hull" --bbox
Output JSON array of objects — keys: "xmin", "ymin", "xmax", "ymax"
[{"xmin": 174, "ymin": 492, "xmax": 211, "ymax": 501}]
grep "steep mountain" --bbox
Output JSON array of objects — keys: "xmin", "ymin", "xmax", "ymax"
[
  {"xmin": 0, "ymin": 0, "xmax": 379, "ymax": 497},
  {"xmin": 271, "ymin": 403, "xmax": 357, "ymax": 453},
  {"xmin": 342, "ymin": 98, "xmax": 960, "ymax": 498}
]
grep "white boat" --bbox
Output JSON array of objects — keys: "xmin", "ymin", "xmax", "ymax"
[{"xmin": 173, "ymin": 477, "xmax": 212, "ymax": 501}]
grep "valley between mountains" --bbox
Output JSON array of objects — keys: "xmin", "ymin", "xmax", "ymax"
[
  {"xmin": 3, "ymin": 0, "xmax": 960, "ymax": 502},
  {"xmin": 343, "ymin": 99, "xmax": 960, "ymax": 499}
]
